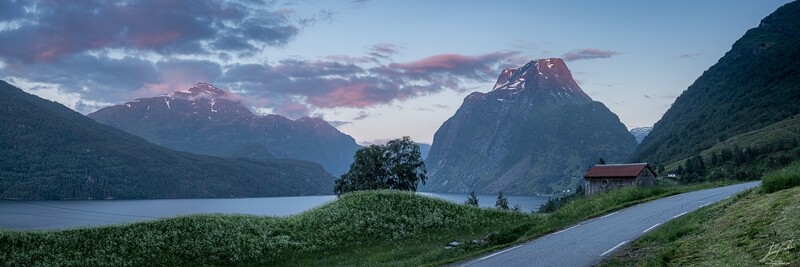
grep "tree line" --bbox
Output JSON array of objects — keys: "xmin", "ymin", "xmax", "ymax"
[{"xmin": 673, "ymin": 138, "xmax": 800, "ymax": 183}]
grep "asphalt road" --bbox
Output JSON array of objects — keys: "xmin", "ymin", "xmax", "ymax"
[{"xmin": 457, "ymin": 181, "xmax": 761, "ymax": 267}]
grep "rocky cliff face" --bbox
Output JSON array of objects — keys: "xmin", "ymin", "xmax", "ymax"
[
  {"xmin": 89, "ymin": 83, "xmax": 361, "ymax": 175},
  {"xmin": 424, "ymin": 58, "xmax": 637, "ymax": 195}
]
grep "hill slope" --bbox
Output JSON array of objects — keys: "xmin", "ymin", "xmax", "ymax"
[
  {"xmin": 604, "ymin": 178, "xmax": 800, "ymax": 266},
  {"xmin": 0, "ymin": 81, "xmax": 335, "ymax": 199},
  {"xmin": 666, "ymin": 114, "xmax": 800, "ymax": 169},
  {"xmin": 0, "ymin": 190, "xmax": 529, "ymax": 266},
  {"xmin": 88, "ymin": 83, "xmax": 360, "ymax": 175},
  {"xmin": 631, "ymin": 1, "xmax": 800, "ymax": 164},
  {"xmin": 425, "ymin": 58, "xmax": 637, "ymax": 195}
]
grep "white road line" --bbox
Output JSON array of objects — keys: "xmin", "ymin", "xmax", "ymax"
[
  {"xmin": 551, "ymin": 224, "xmax": 581, "ymax": 236},
  {"xmin": 479, "ymin": 245, "xmax": 523, "ymax": 260},
  {"xmin": 600, "ymin": 211, "xmax": 619, "ymax": 219},
  {"xmin": 699, "ymin": 202, "xmax": 713, "ymax": 208},
  {"xmin": 642, "ymin": 223, "xmax": 661, "ymax": 233},
  {"xmin": 671, "ymin": 211, "xmax": 688, "ymax": 219},
  {"xmin": 600, "ymin": 240, "xmax": 629, "ymax": 256}
]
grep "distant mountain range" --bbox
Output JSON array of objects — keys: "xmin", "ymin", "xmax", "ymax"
[
  {"xmin": 89, "ymin": 83, "xmax": 361, "ymax": 175},
  {"xmin": 424, "ymin": 58, "xmax": 637, "ymax": 195},
  {"xmin": 0, "ymin": 81, "xmax": 335, "ymax": 200},
  {"xmin": 630, "ymin": 127, "xmax": 653, "ymax": 144},
  {"xmin": 631, "ymin": 1, "xmax": 800, "ymax": 165}
]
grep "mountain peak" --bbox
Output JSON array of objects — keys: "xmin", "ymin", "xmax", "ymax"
[
  {"xmin": 493, "ymin": 61, "xmax": 535, "ymax": 90},
  {"xmin": 629, "ymin": 126, "xmax": 653, "ymax": 144},
  {"xmin": 492, "ymin": 58, "xmax": 592, "ymax": 103},
  {"xmin": 168, "ymin": 83, "xmax": 227, "ymax": 99},
  {"xmin": 425, "ymin": 56, "xmax": 636, "ymax": 194}
]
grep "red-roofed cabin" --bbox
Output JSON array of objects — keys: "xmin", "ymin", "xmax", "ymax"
[{"xmin": 584, "ymin": 163, "xmax": 657, "ymax": 195}]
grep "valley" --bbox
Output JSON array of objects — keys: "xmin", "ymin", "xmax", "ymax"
[{"xmin": 1, "ymin": 1, "xmax": 798, "ymax": 266}]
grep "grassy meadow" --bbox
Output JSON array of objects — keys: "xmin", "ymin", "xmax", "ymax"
[{"xmin": 0, "ymin": 182, "xmax": 733, "ymax": 266}]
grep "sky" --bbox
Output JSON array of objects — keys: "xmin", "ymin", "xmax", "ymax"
[{"xmin": 0, "ymin": 0, "xmax": 793, "ymax": 145}]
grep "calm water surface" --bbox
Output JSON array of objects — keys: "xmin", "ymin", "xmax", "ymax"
[{"xmin": 0, "ymin": 193, "xmax": 549, "ymax": 230}]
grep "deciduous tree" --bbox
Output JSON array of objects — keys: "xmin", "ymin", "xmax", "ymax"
[{"xmin": 334, "ymin": 136, "xmax": 427, "ymax": 196}]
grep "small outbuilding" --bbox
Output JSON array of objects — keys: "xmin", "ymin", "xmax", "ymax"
[{"xmin": 583, "ymin": 163, "xmax": 657, "ymax": 196}]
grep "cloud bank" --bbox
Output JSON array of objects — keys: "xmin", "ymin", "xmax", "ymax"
[
  {"xmin": 562, "ymin": 48, "xmax": 620, "ymax": 61},
  {"xmin": 0, "ymin": 0, "xmax": 298, "ymax": 64},
  {"xmin": 0, "ymin": 0, "xmax": 522, "ymax": 118}
]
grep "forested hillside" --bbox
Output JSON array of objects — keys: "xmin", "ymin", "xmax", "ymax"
[
  {"xmin": 631, "ymin": 1, "xmax": 800, "ymax": 165},
  {"xmin": 0, "ymin": 81, "xmax": 335, "ymax": 199}
]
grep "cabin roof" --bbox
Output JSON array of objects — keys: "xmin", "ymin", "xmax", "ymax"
[{"xmin": 584, "ymin": 163, "xmax": 655, "ymax": 179}]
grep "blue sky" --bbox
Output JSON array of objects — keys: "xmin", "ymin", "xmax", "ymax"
[{"xmin": 0, "ymin": 0, "xmax": 792, "ymax": 144}]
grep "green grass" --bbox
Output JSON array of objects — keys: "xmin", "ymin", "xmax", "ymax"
[
  {"xmin": 0, "ymin": 191, "xmax": 530, "ymax": 266},
  {"xmin": 530, "ymin": 181, "xmax": 730, "ymax": 235},
  {"xmin": 602, "ymin": 175, "xmax": 800, "ymax": 266},
  {"xmin": 762, "ymin": 161, "xmax": 800, "ymax": 193},
  {"xmin": 0, "ymin": 182, "xmax": 731, "ymax": 266}
]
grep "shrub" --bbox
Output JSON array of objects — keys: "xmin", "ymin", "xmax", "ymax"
[
  {"xmin": 465, "ymin": 191, "xmax": 478, "ymax": 206},
  {"xmin": 495, "ymin": 191, "xmax": 509, "ymax": 210}
]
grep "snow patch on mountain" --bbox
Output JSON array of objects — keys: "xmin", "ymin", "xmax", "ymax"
[
  {"xmin": 488, "ymin": 58, "xmax": 592, "ymax": 104},
  {"xmin": 493, "ymin": 60, "xmax": 535, "ymax": 90},
  {"xmin": 629, "ymin": 126, "xmax": 653, "ymax": 144},
  {"xmin": 170, "ymin": 83, "xmax": 227, "ymax": 98}
]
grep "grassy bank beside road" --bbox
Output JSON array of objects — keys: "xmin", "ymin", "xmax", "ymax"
[
  {"xmin": 603, "ymin": 163, "xmax": 800, "ymax": 266},
  {"xmin": 0, "ymin": 182, "xmax": 733, "ymax": 266}
]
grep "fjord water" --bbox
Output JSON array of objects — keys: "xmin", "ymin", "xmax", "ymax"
[{"xmin": 0, "ymin": 193, "xmax": 550, "ymax": 230}]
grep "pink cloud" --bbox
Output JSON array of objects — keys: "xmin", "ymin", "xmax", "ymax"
[
  {"xmin": 274, "ymin": 101, "xmax": 312, "ymax": 119},
  {"xmin": 389, "ymin": 52, "xmax": 516, "ymax": 80},
  {"xmin": 0, "ymin": 0, "xmax": 299, "ymax": 64},
  {"xmin": 308, "ymin": 82, "xmax": 384, "ymax": 108},
  {"xmin": 222, "ymin": 50, "xmax": 521, "ymax": 113},
  {"xmin": 562, "ymin": 48, "xmax": 620, "ymax": 61},
  {"xmin": 393, "ymin": 54, "xmax": 479, "ymax": 73},
  {"xmin": 36, "ymin": 48, "xmax": 62, "ymax": 62}
]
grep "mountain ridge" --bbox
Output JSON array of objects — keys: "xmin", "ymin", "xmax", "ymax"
[
  {"xmin": 89, "ymin": 83, "xmax": 361, "ymax": 175},
  {"xmin": 0, "ymin": 80, "xmax": 335, "ymax": 199}
]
